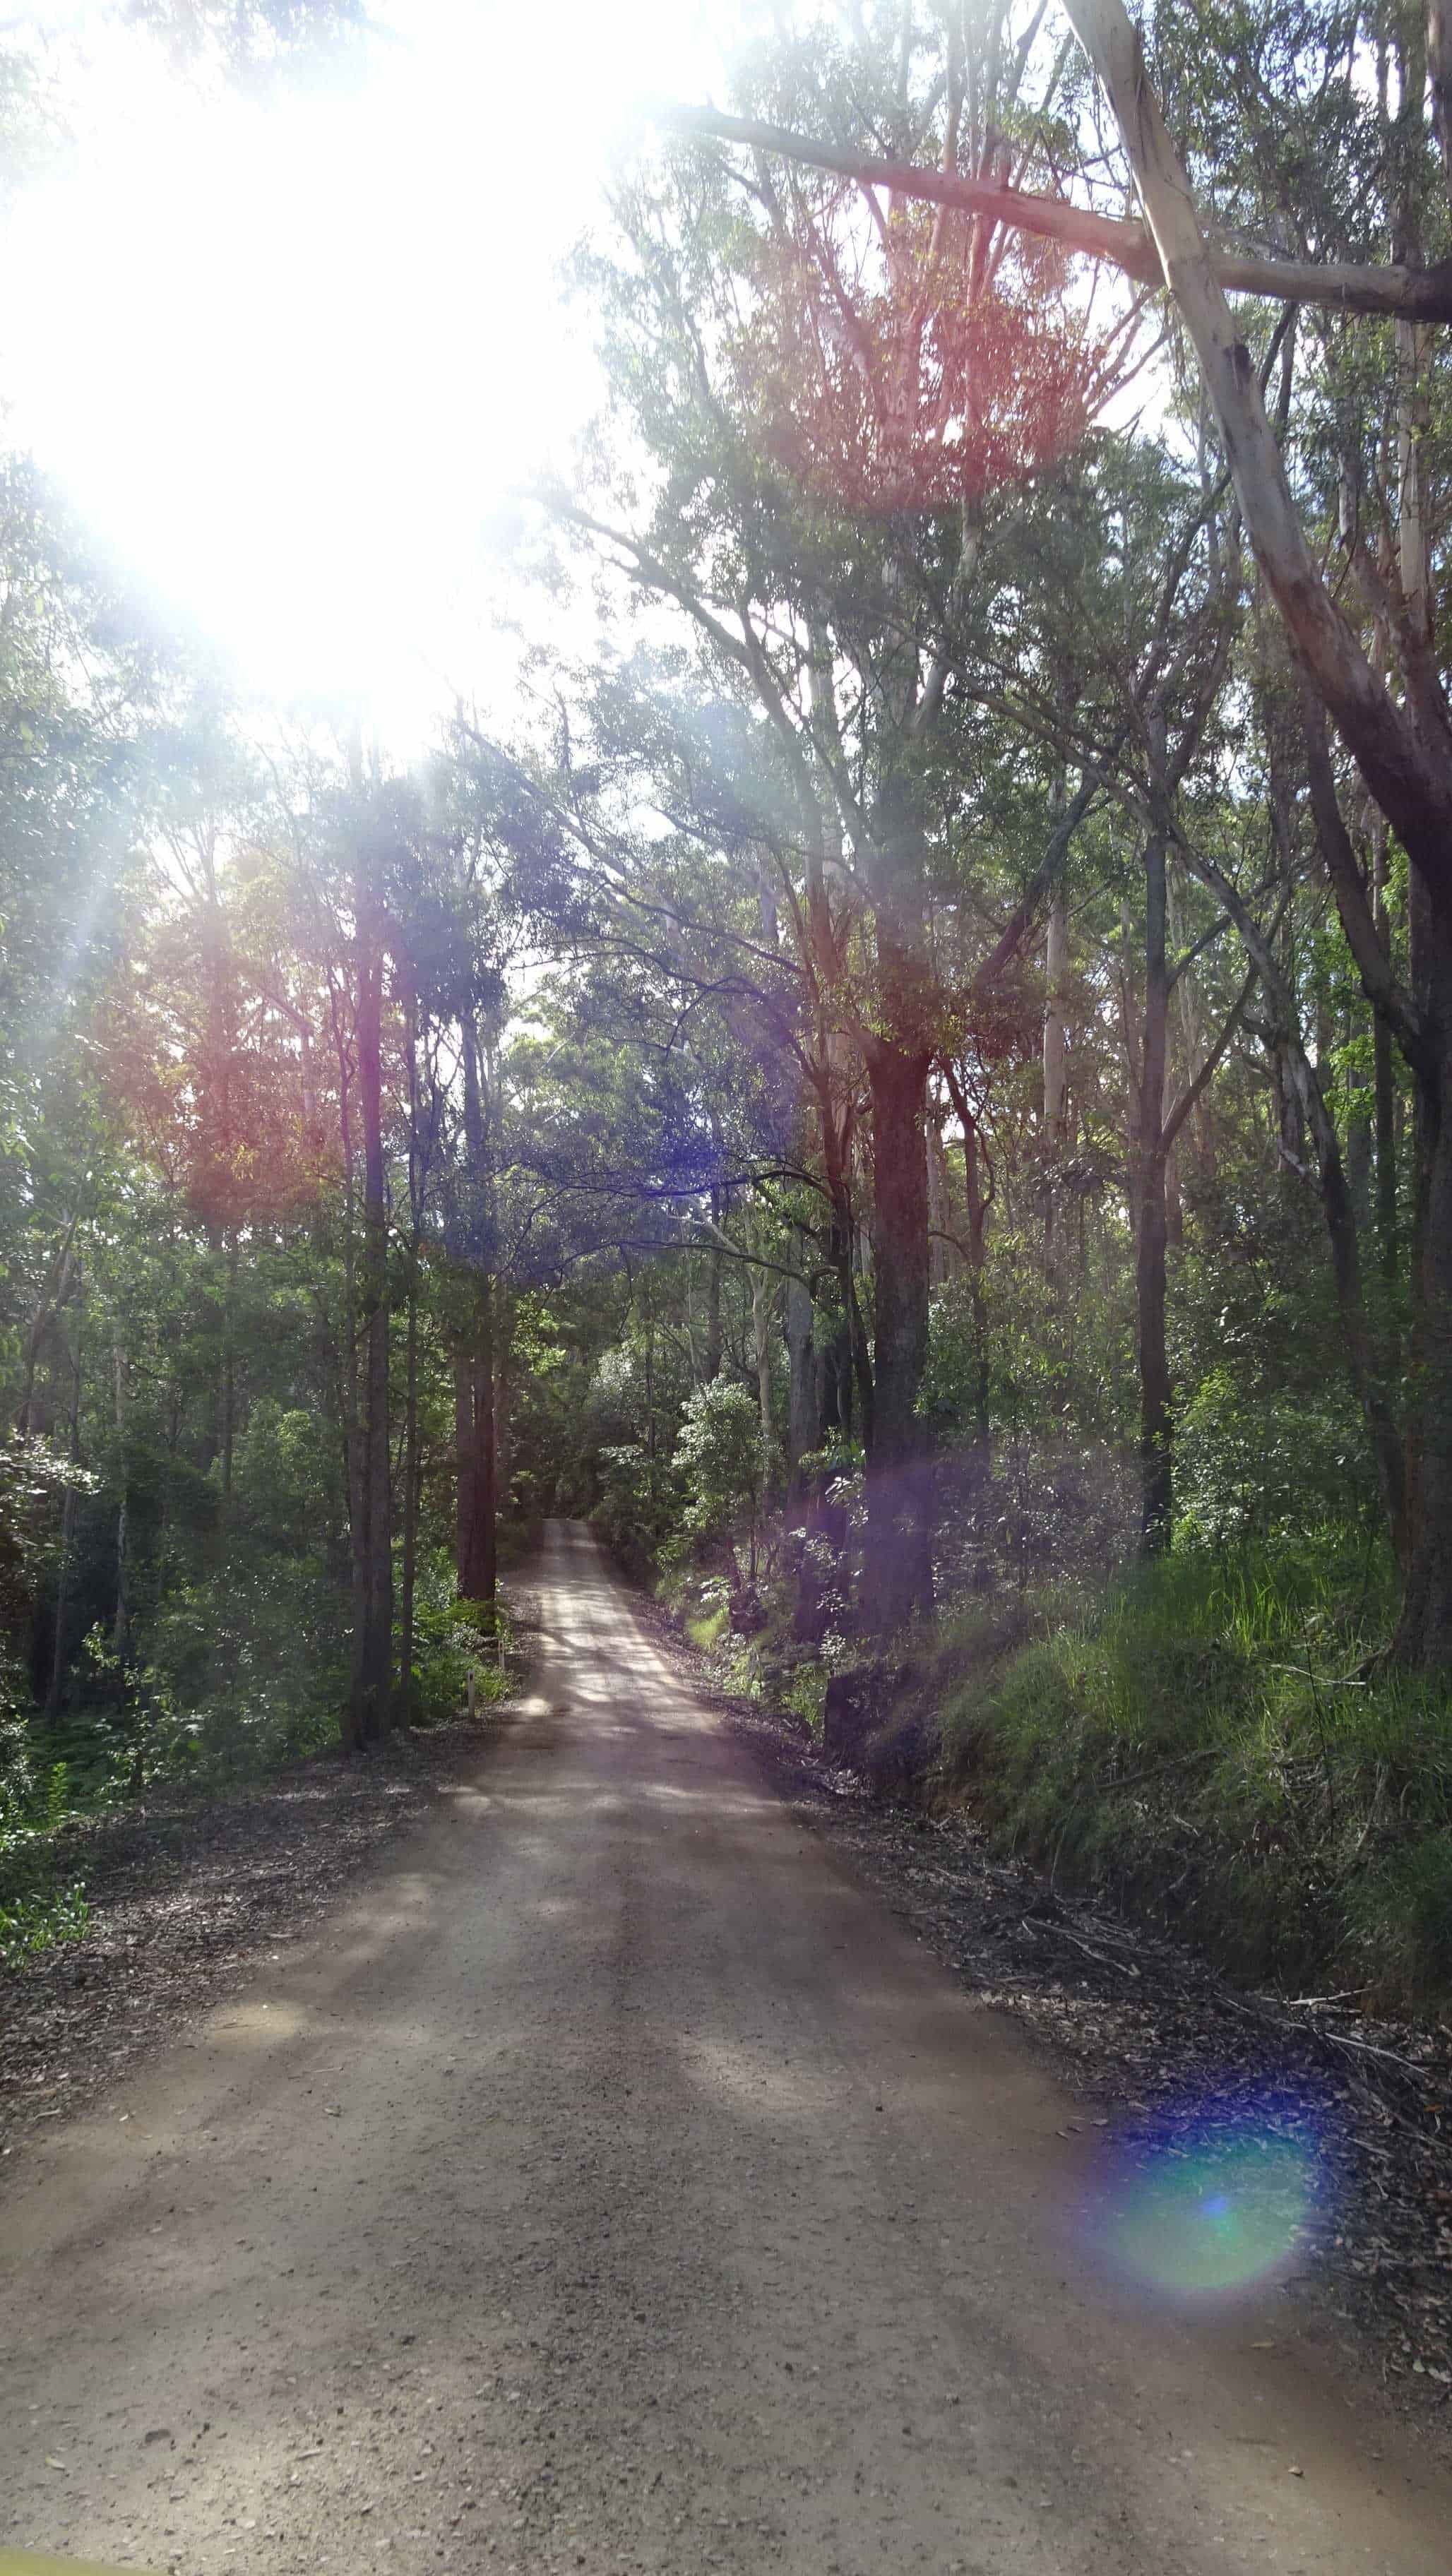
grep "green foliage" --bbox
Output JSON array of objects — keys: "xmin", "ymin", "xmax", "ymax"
[
  {"xmin": 592, "ymin": 1442, "xmax": 679, "ymax": 1576},
  {"xmin": 795, "ymin": 1437, "xmax": 865, "ymax": 1487},
  {"xmin": 780, "ymin": 1657, "xmax": 828, "ymax": 1739},
  {"xmin": 671, "ymin": 1381, "xmax": 764, "ymax": 1556},
  {"xmin": 125, "ymin": 1555, "xmax": 346, "ymax": 1781},
  {"xmin": 1349, "ymin": 1835, "xmax": 1452, "ymax": 2004},
  {"xmin": 934, "ymin": 1530, "xmax": 1451, "ymax": 2007},
  {"xmin": 77, "ymin": 1623, "xmax": 203, "ymax": 1793},
  {"xmin": 229, "ymin": 1400, "xmax": 337, "ymax": 1554},
  {"xmin": 0, "ymin": 1755, "xmax": 89, "ymax": 1966},
  {"xmin": 0, "ymin": 1438, "xmax": 97, "ymax": 1630},
  {"xmin": 921, "ymin": 1251, "xmax": 1132, "ymax": 1455},
  {"xmin": 407, "ymin": 1573, "xmax": 511, "ymax": 1727},
  {"xmin": 1170, "ymin": 1188, "xmax": 1379, "ymax": 1545},
  {"xmin": 684, "ymin": 1599, "xmax": 730, "ymax": 1652},
  {"xmin": 0, "ymin": 1878, "xmax": 89, "ymax": 1967}
]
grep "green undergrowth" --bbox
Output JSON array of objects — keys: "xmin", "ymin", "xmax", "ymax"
[
  {"xmin": 1, "ymin": 1554, "xmax": 522, "ymax": 1970},
  {"xmin": 0, "ymin": 1751, "xmax": 90, "ymax": 1966},
  {"xmin": 0, "ymin": 1875, "xmax": 90, "ymax": 1965},
  {"xmin": 662, "ymin": 1568, "xmax": 831, "ymax": 1724},
  {"xmin": 657, "ymin": 1566, "xmax": 733, "ymax": 1659},
  {"xmin": 407, "ymin": 1594, "xmax": 515, "ymax": 1725},
  {"xmin": 648, "ymin": 1524, "xmax": 1452, "ymax": 2014},
  {"xmin": 925, "ymin": 1531, "xmax": 1452, "ymax": 2012},
  {"xmin": 684, "ymin": 1601, "xmax": 730, "ymax": 1654}
]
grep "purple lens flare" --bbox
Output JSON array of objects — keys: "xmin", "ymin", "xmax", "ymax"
[{"xmin": 1087, "ymin": 2080, "xmax": 1337, "ymax": 2301}]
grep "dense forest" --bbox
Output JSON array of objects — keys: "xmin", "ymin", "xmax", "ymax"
[{"xmin": 6, "ymin": 0, "xmax": 1452, "ymax": 2010}]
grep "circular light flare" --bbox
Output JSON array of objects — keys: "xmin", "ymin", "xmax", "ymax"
[
  {"xmin": 0, "ymin": 2, "xmax": 717, "ymax": 739},
  {"xmin": 1089, "ymin": 2082, "xmax": 1335, "ymax": 2305}
]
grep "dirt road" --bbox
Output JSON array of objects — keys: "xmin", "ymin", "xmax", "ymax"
[{"xmin": 2, "ymin": 1522, "xmax": 1448, "ymax": 2575}]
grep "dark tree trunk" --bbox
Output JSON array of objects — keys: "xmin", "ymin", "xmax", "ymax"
[
  {"xmin": 495, "ymin": 1330, "xmax": 512, "ymax": 1525},
  {"xmin": 454, "ymin": 1354, "xmax": 475, "ymax": 1594},
  {"xmin": 454, "ymin": 1009, "xmax": 497, "ymax": 1621},
  {"xmin": 399, "ymin": 986, "xmax": 422, "ymax": 1724},
  {"xmin": 46, "ymin": 1304, "xmax": 83, "ymax": 1719},
  {"xmin": 1393, "ymin": 902, "xmax": 1452, "ymax": 1662},
  {"xmin": 704, "ymin": 1188, "xmax": 723, "ymax": 1383},
  {"xmin": 1372, "ymin": 823, "xmax": 1400, "ymax": 1310},
  {"xmin": 347, "ymin": 896, "xmax": 392, "ymax": 1751},
  {"xmin": 400, "ymin": 1257, "xmax": 420, "ymax": 1721},
  {"xmin": 1137, "ymin": 826, "xmax": 1173, "ymax": 1554},
  {"xmin": 112, "ymin": 1337, "xmax": 129, "ymax": 1662},
  {"xmin": 814, "ymin": 1056, "xmax": 871, "ymax": 1451},
  {"xmin": 455, "ymin": 1317, "xmax": 497, "ymax": 1611},
  {"xmin": 784, "ymin": 1266, "xmax": 818, "ymax": 1498},
  {"xmin": 218, "ymin": 1232, "xmax": 238, "ymax": 1546},
  {"xmin": 942, "ymin": 1061, "xmax": 992, "ymax": 1455},
  {"xmin": 862, "ymin": 1036, "xmax": 933, "ymax": 1631}
]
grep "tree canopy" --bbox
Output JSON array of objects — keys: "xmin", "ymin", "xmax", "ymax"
[{"xmin": 6, "ymin": 0, "xmax": 1452, "ymax": 2001}]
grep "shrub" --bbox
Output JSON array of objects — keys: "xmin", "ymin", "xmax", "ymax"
[
  {"xmin": 0, "ymin": 1878, "xmax": 89, "ymax": 1967},
  {"xmin": 781, "ymin": 1659, "xmax": 828, "ymax": 1739},
  {"xmin": 409, "ymin": 1582, "xmax": 511, "ymax": 1726},
  {"xmin": 671, "ymin": 1382, "xmax": 766, "ymax": 1564},
  {"xmin": 685, "ymin": 1600, "xmax": 730, "ymax": 1653}
]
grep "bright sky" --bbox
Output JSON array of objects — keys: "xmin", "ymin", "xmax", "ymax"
[{"xmin": 0, "ymin": 2, "xmax": 721, "ymax": 748}]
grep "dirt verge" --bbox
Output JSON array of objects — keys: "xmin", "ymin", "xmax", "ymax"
[
  {"xmin": 0, "ymin": 1717, "xmax": 501, "ymax": 2166},
  {"xmin": 647, "ymin": 1607, "xmax": 1452, "ymax": 2429}
]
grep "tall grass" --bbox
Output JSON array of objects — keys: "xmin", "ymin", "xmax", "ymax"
[{"xmin": 933, "ymin": 1529, "xmax": 1452, "ymax": 2010}]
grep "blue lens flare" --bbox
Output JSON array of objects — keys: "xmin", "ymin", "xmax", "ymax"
[{"xmin": 1088, "ymin": 2082, "xmax": 1336, "ymax": 2301}]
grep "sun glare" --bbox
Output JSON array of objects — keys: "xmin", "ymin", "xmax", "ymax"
[{"xmin": 0, "ymin": 1, "xmax": 713, "ymax": 743}]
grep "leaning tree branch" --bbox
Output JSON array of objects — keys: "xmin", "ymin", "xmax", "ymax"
[
  {"xmin": 1057, "ymin": 0, "xmax": 1452, "ymax": 928},
  {"xmin": 1162, "ymin": 950, "xmax": 1261, "ymax": 1159},
  {"xmin": 1299, "ymin": 685, "xmax": 1432, "ymax": 1079},
  {"xmin": 968, "ymin": 770, "xmax": 1102, "ymax": 1000},
  {"xmin": 660, "ymin": 102, "xmax": 1452, "ymax": 323}
]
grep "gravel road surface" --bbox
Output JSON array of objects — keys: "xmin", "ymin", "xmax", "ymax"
[{"xmin": 1, "ymin": 1521, "xmax": 1447, "ymax": 2575}]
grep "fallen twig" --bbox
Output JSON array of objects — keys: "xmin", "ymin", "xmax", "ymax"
[{"xmin": 1023, "ymin": 1916, "xmax": 1141, "ymax": 1977}]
